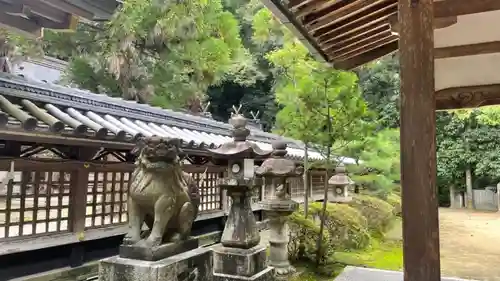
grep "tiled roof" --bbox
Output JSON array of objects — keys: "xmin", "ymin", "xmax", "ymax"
[{"xmin": 0, "ymin": 72, "xmax": 336, "ymax": 161}]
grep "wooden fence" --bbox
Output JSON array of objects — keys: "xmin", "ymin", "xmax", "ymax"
[{"xmin": 0, "ymin": 158, "xmax": 327, "ymax": 254}]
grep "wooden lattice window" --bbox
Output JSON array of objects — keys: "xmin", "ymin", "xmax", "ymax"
[
  {"xmin": 311, "ymin": 174, "xmax": 326, "ymax": 194},
  {"xmin": 0, "ymin": 169, "xmax": 71, "ymax": 240},
  {"xmin": 193, "ymin": 171, "xmax": 221, "ymax": 212},
  {"xmin": 85, "ymin": 171, "xmax": 130, "ymax": 228},
  {"xmin": 289, "ymin": 177, "xmax": 305, "ymax": 198}
]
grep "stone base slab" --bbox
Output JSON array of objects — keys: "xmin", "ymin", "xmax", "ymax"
[
  {"xmin": 213, "ymin": 267, "xmax": 274, "ymax": 281},
  {"xmin": 212, "ymin": 245, "xmax": 268, "ymax": 277},
  {"xmin": 99, "ymin": 247, "xmax": 212, "ymax": 281},
  {"xmin": 119, "ymin": 237, "xmax": 199, "ymax": 261},
  {"xmin": 334, "ymin": 266, "xmax": 478, "ymax": 281}
]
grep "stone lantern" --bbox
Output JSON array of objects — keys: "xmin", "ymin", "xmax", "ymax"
[
  {"xmin": 208, "ymin": 111, "xmax": 274, "ymax": 281},
  {"xmin": 256, "ymin": 141, "xmax": 303, "ymax": 279},
  {"xmin": 328, "ymin": 163, "xmax": 354, "ymax": 203}
]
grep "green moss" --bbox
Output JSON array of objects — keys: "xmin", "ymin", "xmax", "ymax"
[{"xmin": 334, "ymin": 239, "xmax": 403, "ymax": 271}]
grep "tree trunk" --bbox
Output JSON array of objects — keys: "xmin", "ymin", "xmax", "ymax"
[
  {"xmin": 449, "ymin": 184, "xmax": 455, "ymax": 208},
  {"xmin": 303, "ymin": 144, "xmax": 309, "ymax": 218},
  {"xmin": 496, "ymin": 182, "xmax": 500, "ymax": 213},
  {"xmin": 465, "ymin": 166, "xmax": 473, "ymax": 209}
]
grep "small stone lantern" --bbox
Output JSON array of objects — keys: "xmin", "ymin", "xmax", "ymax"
[
  {"xmin": 257, "ymin": 141, "xmax": 303, "ymax": 278},
  {"xmin": 328, "ymin": 163, "xmax": 354, "ymax": 203},
  {"xmin": 208, "ymin": 111, "xmax": 275, "ymax": 281}
]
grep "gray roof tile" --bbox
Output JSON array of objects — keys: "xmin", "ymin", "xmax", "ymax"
[{"xmin": 0, "ymin": 72, "xmax": 340, "ymax": 161}]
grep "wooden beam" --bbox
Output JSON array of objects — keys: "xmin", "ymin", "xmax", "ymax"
[
  {"xmin": 38, "ymin": 0, "xmax": 94, "ymax": 19},
  {"xmin": 435, "ymin": 41, "xmax": 500, "ymax": 59},
  {"xmin": 391, "ymin": 14, "xmax": 457, "ymax": 33},
  {"xmin": 16, "ymin": 1, "xmax": 69, "ymax": 23},
  {"xmin": 435, "ymin": 0, "xmax": 500, "ymax": 18},
  {"xmin": 306, "ymin": 0, "xmax": 384, "ymax": 32},
  {"xmin": 333, "ymin": 40, "xmax": 398, "ymax": 70},
  {"xmin": 0, "ymin": 12, "xmax": 42, "ymax": 38},
  {"xmin": 399, "ymin": 2, "xmax": 440, "ymax": 281},
  {"xmin": 435, "ymin": 84, "xmax": 500, "ymax": 110},
  {"xmin": 0, "ymin": 1, "xmax": 75, "ymax": 30}
]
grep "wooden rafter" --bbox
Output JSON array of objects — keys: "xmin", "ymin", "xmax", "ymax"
[
  {"xmin": 334, "ymin": 41, "xmax": 398, "ymax": 70},
  {"xmin": 295, "ymin": 0, "xmax": 344, "ymax": 18},
  {"xmin": 288, "ymin": 0, "xmax": 317, "ymax": 11},
  {"xmin": 330, "ymin": 31, "xmax": 393, "ymax": 58},
  {"xmin": 305, "ymin": 0, "xmax": 386, "ymax": 32},
  {"xmin": 274, "ymin": 0, "xmax": 500, "ymax": 68},
  {"xmin": 317, "ymin": 4, "xmax": 397, "ymax": 43},
  {"xmin": 333, "ymin": 35, "xmax": 398, "ymax": 61},
  {"xmin": 314, "ymin": 2, "xmax": 397, "ymax": 38},
  {"xmin": 321, "ymin": 22, "xmax": 388, "ymax": 50},
  {"xmin": 435, "ymin": 41, "xmax": 500, "ymax": 59}
]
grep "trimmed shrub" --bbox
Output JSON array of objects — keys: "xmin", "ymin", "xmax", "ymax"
[
  {"xmin": 349, "ymin": 194, "xmax": 395, "ymax": 235},
  {"xmin": 308, "ymin": 202, "xmax": 371, "ymax": 251},
  {"xmin": 288, "ymin": 206, "xmax": 333, "ymax": 264},
  {"xmin": 386, "ymin": 193, "xmax": 402, "ymax": 216}
]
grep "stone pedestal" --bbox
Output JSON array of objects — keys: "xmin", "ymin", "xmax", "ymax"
[
  {"xmin": 212, "ymin": 245, "xmax": 274, "ymax": 281},
  {"xmin": 261, "ymin": 199, "xmax": 298, "ymax": 279},
  {"xmin": 221, "ymin": 185, "xmax": 260, "ymax": 249},
  {"xmin": 99, "ymin": 247, "xmax": 212, "ymax": 281},
  {"xmin": 120, "ymin": 237, "xmax": 199, "ymax": 261}
]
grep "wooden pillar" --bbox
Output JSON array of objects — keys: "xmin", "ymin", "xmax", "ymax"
[{"xmin": 399, "ymin": 1, "xmax": 440, "ymax": 281}]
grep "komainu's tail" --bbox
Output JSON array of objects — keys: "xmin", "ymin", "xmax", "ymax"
[{"xmin": 184, "ymin": 172, "xmax": 201, "ymax": 219}]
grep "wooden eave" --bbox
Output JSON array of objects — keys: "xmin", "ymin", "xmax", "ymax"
[
  {"xmin": 261, "ymin": 0, "xmax": 500, "ymax": 110},
  {"xmin": 0, "ymin": 0, "xmax": 122, "ymax": 37}
]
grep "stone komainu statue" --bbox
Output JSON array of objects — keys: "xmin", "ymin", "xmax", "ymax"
[{"xmin": 124, "ymin": 136, "xmax": 201, "ymax": 248}]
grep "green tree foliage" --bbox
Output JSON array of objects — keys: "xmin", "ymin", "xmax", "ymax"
[
  {"xmin": 207, "ymin": 0, "xmax": 284, "ymax": 128},
  {"xmin": 438, "ymin": 108, "xmax": 500, "ymax": 184},
  {"xmin": 266, "ymin": 40, "xmax": 372, "ymax": 157},
  {"xmin": 43, "ymin": 0, "xmax": 254, "ymax": 110},
  {"xmin": 357, "ymin": 55, "xmax": 400, "ymax": 129},
  {"xmin": 345, "ymin": 129, "xmax": 401, "ymax": 199}
]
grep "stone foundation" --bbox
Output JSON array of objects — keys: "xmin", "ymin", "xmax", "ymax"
[
  {"xmin": 99, "ymin": 247, "xmax": 212, "ymax": 281},
  {"xmin": 212, "ymin": 245, "xmax": 274, "ymax": 281}
]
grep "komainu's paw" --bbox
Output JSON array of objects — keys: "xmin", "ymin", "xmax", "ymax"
[
  {"xmin": 135, "ymin": 236, "xmax": 162, "ymax": 248},
  {"xmin": 123, "ymin": 231, "xmax": 140, "ymax": 245},
  {"xmin": 169, "ymin": 232, "xmax": 184, "ymax": 242}
]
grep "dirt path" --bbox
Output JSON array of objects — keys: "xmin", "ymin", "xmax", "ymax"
[{"xmin": 439, "ymin": 208, "xmax": 500, "ymax": 281}]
